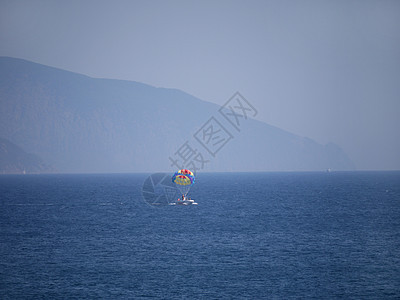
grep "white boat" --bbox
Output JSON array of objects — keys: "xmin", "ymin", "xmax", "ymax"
[{"xmin": 174, "ymin": 197, "xmax": 198, "ymax": 205}]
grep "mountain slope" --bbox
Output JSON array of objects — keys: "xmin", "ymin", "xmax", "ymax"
[
  {"xmin": 0, "ymin": 137, "xmax": 52, "ymax": 174},
  {"xmin": 0, "ymin": 57, "xmax": 354, "ymax": 173}
]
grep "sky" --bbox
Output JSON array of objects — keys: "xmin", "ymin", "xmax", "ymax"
[{"xmin": 0, "ymin": 0, "xmax": 399, "ymax": 170}]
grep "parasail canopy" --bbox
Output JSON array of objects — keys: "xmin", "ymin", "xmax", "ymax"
[
  {"xmin": 172, "ymin": 169, "xmax": 195, "ymax": 196},
  {"xmin": 177, "ymin": 169, "xmax": 194, "ymax": 176}
]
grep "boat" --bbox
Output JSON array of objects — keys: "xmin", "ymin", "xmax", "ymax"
[{"xmin": 175, "ymin": 197, "xmax": 198, "ymax": 205}]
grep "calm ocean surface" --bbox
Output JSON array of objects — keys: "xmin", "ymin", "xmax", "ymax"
[{"xmin": 0, "ymin": 172, "xmax": 399, "ymax": 299}]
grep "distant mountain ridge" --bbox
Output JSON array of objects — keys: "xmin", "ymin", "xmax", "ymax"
[
  {"xmin": 0, "ymin": 57, "xmax": 354, "ymax": 173},
  {"xmin": 0, "ymin": 137, "xmax": 52, "ymax": 174}
]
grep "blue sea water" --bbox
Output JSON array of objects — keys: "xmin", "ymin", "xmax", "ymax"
[{"xmin": 0, "ymin": 171, "xmax": 399, "ymax": 299}]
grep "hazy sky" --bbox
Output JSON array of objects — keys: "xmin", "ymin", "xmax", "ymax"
[{"xmin": 1, "ymin": 0, "xmax": 399, "ymax": 170}]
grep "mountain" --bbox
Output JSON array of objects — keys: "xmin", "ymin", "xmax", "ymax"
[
  {"xmin": 0, "ymin": 57, "xmax": 354, "ymax": 173},
  {"xmin": 0, "ymin": 137, "xmax": 53, "ymax": 174}
]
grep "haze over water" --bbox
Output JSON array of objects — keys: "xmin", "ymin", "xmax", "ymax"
[
  {"xmin": 1, "ymin": 0, "xmax": 399, "ymax": 170},
  {"xmin": 1, "ymin": 1, "xmax": 399, "ymax": 299}
]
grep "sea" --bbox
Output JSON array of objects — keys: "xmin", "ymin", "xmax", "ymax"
[{"xmin": 0, "ymin": 171, "xmax": 399, "ymax": 299}]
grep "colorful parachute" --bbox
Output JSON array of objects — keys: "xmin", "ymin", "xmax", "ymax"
[
  {"xmin": 172, "ymin": 169, "xmax": 195, "ymax": 196},
  {"xmin": 177, "ymin": 169, "xmax": 194, "ymax": 177}
]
